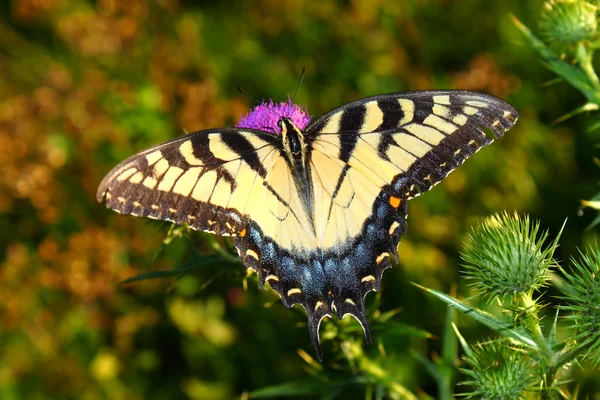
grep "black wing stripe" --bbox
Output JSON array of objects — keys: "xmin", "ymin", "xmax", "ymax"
[
  {"xmin": 376, "ymin": 98, "xmax": 403, "ymax": 132},
  {"xmin": 220, "ymin": 133, "xmax": 270, "ymax": 178},
  {"xmin": 190, "ymin": 135, "xmax": 213, "ymax": 164},
  {"xmin": 338, "ymin": 107, "xmax": 364, "ymax": 162}
]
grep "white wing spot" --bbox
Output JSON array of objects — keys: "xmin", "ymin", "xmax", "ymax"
[
  {"xmin": 179, "ymin": 141, "xmax": 204, "ymax": 166},
  {"xmin": 287, "ymin": 288, "xmax": 302, "ymax": 296},
  {"xmin": 462, "ymin": 106, "xmax": 479, "ymax": 116},
  {"xmin": 423, "ymin": 114, "xmax": 457, "ymax": 134},
  {"xmin": 433, "ymin": 104, "xmax": 451, "ymax": 118},
  {"xmin": 376, "ymin": 252, "xmax": 390, "ymax": 264},
  {"xmin": 433, "ymin": 95, "xmax": 451, "ymax": 105},
  {"xmin": 117, "ymin": 168, "xmax": 138, "ymax": 182},
  {"xmin": 359, "ymin": 101, "xmax": 384, "ymax": 133},
  {"xmin": 143, "ymin": 176, "xmax": 158, "ymax": 189},
  {"xmin": 361, "ymin": 275, "xmax": 376, "ymax": 283},
  {"xmin": 246, "ymin": 249, "xmax": 259, "ymax": 261},
  {"xmin": 466, "ymin": 100, "xmax": 487, "ymax": 108},
  {"xmin": 129, "ymin": 172, "xmax": 144, "ymax": 184},
  {"xmin": 145, "ymin": 151, "xmax": 162, "ymax": 167},
  {"xmin": 453, "ymin": 114, "xmax": 468, "ymax": 126},
  {"xmin": 398, "ymin": 99, "xmax": 415, "ymax": 125},
  {"xmin": 389, "ymin": 221, "xmax": 400, "ymax": 235}
]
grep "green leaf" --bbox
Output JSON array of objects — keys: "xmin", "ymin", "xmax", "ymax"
[
  {"xmin": 119, "ymin": 255, "xmax": 223, "ymax": 284},
  {"xmin": 437, "ymin": 305, "xmax": 458, "ymax": 400},
  {"xmin": 548, "ymin": 309, "xmax": 560, "ymax": 350},
  {"xmin": 413, "ymin": 283, "xmax": 538, "ymax": 349},
  {"xmin": 441, "ymin": 304, "xmax": 457, "ymax": 367},
  {"xmin": 451, "ymin": 323, "xmax": 474, "ymax": 359},
  {"xmin": 553, "ymin": 102, "xmax": 599, "ymax": 124},
  {"xmin": 411, "ymin": 349, "xmax": 440, "ymax": 381}
]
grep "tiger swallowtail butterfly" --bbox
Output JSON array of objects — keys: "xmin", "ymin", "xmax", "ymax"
[{"xmin": 97, "ymin": 90, "xmax": 518, "ymax": 359}]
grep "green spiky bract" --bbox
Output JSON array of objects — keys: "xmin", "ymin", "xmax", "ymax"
[
  {"xmin": 560, "ymin": 245, "xmax": 600, "ymax": 364},
  {"xmin": 460, "ymin": 340, "xmax": 538, "ymax": 399},
  {"xmin": 539, "ymin": 0, "xmax": 598, "ymax": 52},
  {"xmin": 461, "ymin": 213, "xmax": 559, "ymax": 299}
]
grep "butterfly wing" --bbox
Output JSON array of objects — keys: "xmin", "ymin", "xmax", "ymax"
[
  {"xmin": 304, "ymin": 90, "xmax": 517, "ymax": 339},
  {"xmin": 306, "ymin": 90, "xmax": 517, "ymax": 197},
  {"xmin": 97, "ymin": 127, "xmax": 324, "ymax": 330},
  {"xmin": 97, "ymin": 91, "xmax": 519, "ymax": 359},
  {"xmin": 97, "ymin": 128, "xmax": 280, "ymax": 235}
]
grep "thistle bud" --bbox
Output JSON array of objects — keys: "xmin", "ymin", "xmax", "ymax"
[
  {"xmin": 461, "ymin": 213, "xmax": 558, "ymax": 298},
  {"xmin": 539, "ymin": 0, "xmax": 598, "ymax": 51},
  {"xmin": 561, "ymin": 246, "xmax": 600, "ymax": 363},
  {"xmin": 461, "ymin": 341, "xmax": 538, "ymax": 399}
]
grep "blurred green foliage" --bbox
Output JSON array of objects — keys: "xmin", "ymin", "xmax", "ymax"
[{"xmin": 1, "ymin": 0, "xmax": 599, "ymax": 399}]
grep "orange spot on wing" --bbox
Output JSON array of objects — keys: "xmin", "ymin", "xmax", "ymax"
[
  {"xmin": 389, "ymin": 196, "xmax": 402, "ymax": 209},
  {"xmin": 239, "ymin": 228, "xmax": 246, "ymax": 237}
]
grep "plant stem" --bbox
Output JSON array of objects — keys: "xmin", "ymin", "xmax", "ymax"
[
  {"xmin": 518, "ymin": 293, "xmax": 559, "ymax": 400},
  {"xmin": 519, "ymin": 293, "xmax": 552, "ymax": 364},
  {"xmin": 576, "ymin": 43, "xmax": 600, "ymax": 89}
]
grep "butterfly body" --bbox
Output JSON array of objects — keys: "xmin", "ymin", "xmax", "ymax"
[{"xmin": 97, "ymin": 90, "xmax": 518, "ymax": 358}]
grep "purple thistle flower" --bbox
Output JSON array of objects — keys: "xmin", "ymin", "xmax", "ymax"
[{"xmin": 236, "ymin": 98, "xmax": 312, "ymax": 134}]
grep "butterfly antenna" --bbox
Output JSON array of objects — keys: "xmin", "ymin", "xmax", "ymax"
[
  {"xmin": 291, "ymin": 67, "xmax": 306, "ymax": 104},
  {"xmin": 237, "ymin": 85, "xmax": 283, "ymax": 119}
]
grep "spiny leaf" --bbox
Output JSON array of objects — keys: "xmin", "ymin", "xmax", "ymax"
[
  {"xmin": 452, "ymin": 323, "xmax": 474, "ymax": 359},
  {"xmin": 413, "ymin": 283, "xmax": 538, "ymax": 349}
]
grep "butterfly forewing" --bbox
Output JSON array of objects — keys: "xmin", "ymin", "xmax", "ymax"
[
  {"xmin": 97, "ymin": 128, "xmax": 283, "ymax": 236},
  {"xmin": 306, "ymin": 90, "xmax": 518, "ymax": 198}
]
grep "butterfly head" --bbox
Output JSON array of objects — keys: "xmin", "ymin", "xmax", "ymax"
[{"xmin": 279, "ymin": 117, "xmax": 305, "ymax": 158}]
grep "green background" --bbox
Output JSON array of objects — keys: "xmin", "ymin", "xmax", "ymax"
[{"xmin": 1, "ymin": 0, "xmax": 598, "ymax": 398}]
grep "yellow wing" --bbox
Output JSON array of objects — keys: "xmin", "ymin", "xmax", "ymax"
[
  {"xmin": 304, "ymin": 90, "xmax": 517, "ymax": 326},
  {"xmin": 97, "ymin": 127, "xmax": 315, "ymax": 248}
]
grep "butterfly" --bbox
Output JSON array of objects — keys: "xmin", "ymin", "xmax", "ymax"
[{"xmin": 97, "ymin": 90, "xmax": 518, "ymax": 359}]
